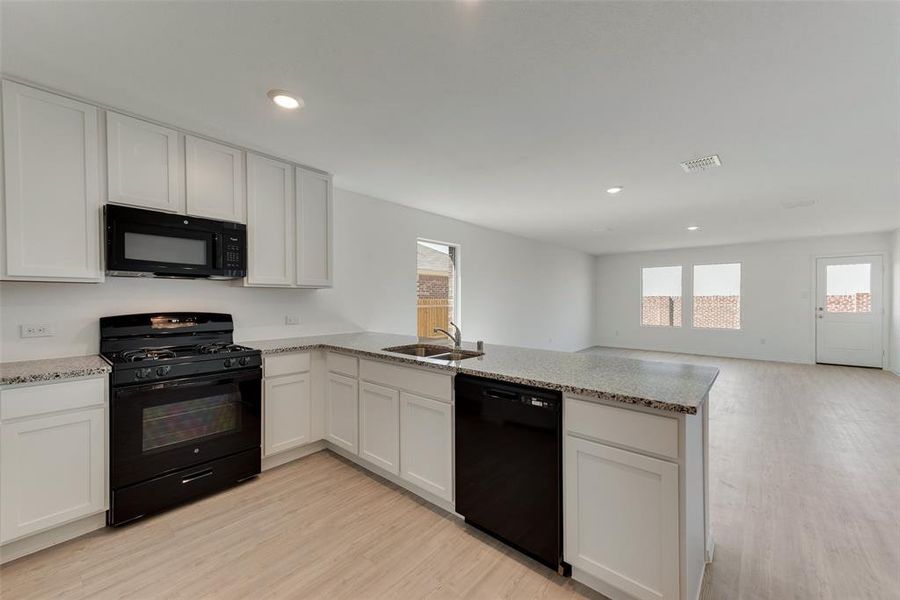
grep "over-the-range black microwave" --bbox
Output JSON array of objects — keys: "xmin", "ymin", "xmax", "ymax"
[{"xmin": 105, "ymin": 205, "xmax": 247, "ymax": 279}]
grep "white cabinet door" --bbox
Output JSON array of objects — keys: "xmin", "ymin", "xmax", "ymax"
[
  {"xmin": 400, "ymin": 392, "xmax": 452, "ymax": 501},
  {"xmin": 263, "ymin": 373, "xmax": 311, "ymax": 456},
  {"xmin": 185, "ymin": 135, "xmax": 245, "ymax": 223},
  {"xmin": 246, "ymin": 154, "xmax": 295, "ymax": 286},
  {"xmin": 1, "ymin": 81, "xmax": 103, "ymax": 281},
  {"xmin": 358, "ymin": 382, "xmax": 400, "ymax": 474},
  {"xmin": 106, "ymin": 112, "xmax": 183, "ymax": 212},
  {"xmin": 326, "ymin": 372, "xmax": 358, "ymax": 454},
  {"xmin": 565, "ymin": 436, "xmax": 679, "ymax": 600},
  {"xmin": 0, "ymin": 407, "xmax": 106, "ymax": 543},
  {"xmin": 295, "ymin": 168, "xmax": 332, "ymax": 287}
]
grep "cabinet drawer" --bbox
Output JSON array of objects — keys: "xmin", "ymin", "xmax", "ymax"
[
  {"xmin": 565, "ymin": 397, "xmax": 679, "ymax": 460},
  {"xmin": 359, "ymin": 359, "xmax": 451, "ymax": 402},
  {"xmin": 1, "ymin": 377, "xmax": 106, "ymax": 421},
  {"xmin": 264, "ymin": 352, "xmax": 311, "ymax": 378},
  {"xmin": 326, "ymin": 352, "xmax": 358, "ymax": 377}
]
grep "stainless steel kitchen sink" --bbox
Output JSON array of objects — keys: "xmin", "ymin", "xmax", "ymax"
[{"xmin": 382, "ymin": 344, "xmax": 484, "ymax": 360}]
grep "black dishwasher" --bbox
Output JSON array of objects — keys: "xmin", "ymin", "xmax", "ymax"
[{"xmin": 455, "ymin": 374, "xmax": 568, "ymax": 575}]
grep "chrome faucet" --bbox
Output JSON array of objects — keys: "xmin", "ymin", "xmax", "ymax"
[{"xmin": 433, "ymin": 321, "xmax": 462, "ymax": 351}]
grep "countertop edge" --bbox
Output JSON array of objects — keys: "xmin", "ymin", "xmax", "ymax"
[
  {"xmin": 258, "ymin": 341, "xmax": 713, "ymax": 415},
  {"xmin": 0, "ymin": 356, "xmax": 112, "ymax": 387}
]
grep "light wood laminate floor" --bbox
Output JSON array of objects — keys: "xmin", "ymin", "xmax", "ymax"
[{"xmin": 1, "ymin": 351, "xmax": 898, "ymax": 600}]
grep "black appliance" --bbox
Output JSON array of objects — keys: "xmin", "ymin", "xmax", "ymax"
[
  {"xmin": 455, "ymin": 374, "xmax": 568, "ymax": 575},
  {"xmin": 101, "ymin": 312, "xmax": 261, "ymax": 526},
  {"xmin": 105, "ymin": 204, "xmax": 247, "ymax": 279}
]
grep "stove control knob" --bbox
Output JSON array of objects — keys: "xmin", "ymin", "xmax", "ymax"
[
  {"xmin": 156, "ymin": 366, "xmax": 171, "ymax": 377},
  {"xmin": 239, "ymin": 356, "xmax": 249, "ymax": 366},
  {"xmin": 224, "ymin": 358, "xmax": 235, "ymax": 368},
  {"xmin": 136, "ymin": 367, "xmax": 152, "ymax": 379}
]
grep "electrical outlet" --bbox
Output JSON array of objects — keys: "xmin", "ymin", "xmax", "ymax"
[
  {"xmin": 285, "ymin": 315, "xmax": 301, "ymax": 325},
  {"xmin": 20, "ymin": 324, "xmax": 55, "ymax": 338}
]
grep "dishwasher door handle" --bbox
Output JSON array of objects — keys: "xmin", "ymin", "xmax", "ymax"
[{"xmin": 484, "ymin": 389, "xmax": 519, "ymax": 401}]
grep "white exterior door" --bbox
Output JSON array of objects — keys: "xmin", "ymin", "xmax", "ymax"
[
  {"xmin": 400, "ymin": 392, "xmax": 452, "ymax": 502},
  {"xmin": 1, "ymin": 80, "xmax": 103, "ymax": 282},
  {"xmin": 246, "ymin": 154, "xmax": 295, "ymax": 286},
  {"xmin": 816, "ymin": 256, "xmax": 884, "ymax": 368},
  {"xmin": 185, "ymin": 135, "xmax": 245, "ymax": 223},
  {"xmin": 358, "ymin": 382, "xmax": 400, "ymax": 474},
  {"xmin": 106, "ymin": 112, "xmax": 183, "ymax": 212},
  {"xmin": 326, "ymin": 373, "xmax": 358, "ymax": 454},
  {"xmin": 263, "ymin": 373, "xmax": 311, "ymax": 456}
]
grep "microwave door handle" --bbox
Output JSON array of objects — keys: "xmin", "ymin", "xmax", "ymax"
[{"xmin": 212, "ymin": 233, "xmax": 223, "ymax": 269}]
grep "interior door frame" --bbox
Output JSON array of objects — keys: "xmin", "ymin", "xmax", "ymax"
[{"xmin": 811, "ymin": 251, "xmax": 887, "ymax": 367}]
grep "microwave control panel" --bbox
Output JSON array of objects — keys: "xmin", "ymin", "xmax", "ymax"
[{"xmin": 222, "ymin": 231, "xmax": 246, "ymax": 272}]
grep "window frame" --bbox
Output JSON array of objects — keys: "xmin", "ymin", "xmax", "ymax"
[
  {"xmin": 416, "ymin": 237, "xmax": 462, "ymax": 333},
  {"xmin": 690, "ymin": 262, "xmax": 743, "ymax": 331},
  {"xmin": 639, "ymin": 265, "xmax": 684, "ymax": 328}
]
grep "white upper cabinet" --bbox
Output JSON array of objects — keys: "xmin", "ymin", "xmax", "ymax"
[
  {"xmin": 1, "ymin": 80, "xmax": 103, "ymax": 282},
  {"xmin": 246, "ymin": 154, "xmax": 294, "ymax": 286},
  {"xmin": 185, "ymin": 135, "xmax": 245, "ymax": 223},
  {"xmin": 295, "ymin": 168, "xmax": 333, "ymax": 287},
  {"xmin": 106, "ymin": 112, "xmax": 183, "ymax": 213}
]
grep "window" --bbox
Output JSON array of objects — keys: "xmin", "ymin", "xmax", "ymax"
[
  {"xmin": 825, "ymin": 263, "xmax": 871, "ymax": 313},
  {"xmin": 417, "ymin": 239, "xmax": 459, "ymax": 339},
  {"xmin": 692, "ymin": 263, "xmax": 741, "ymax": 329},
  {"xmin": 641, "ymin": 266, "xmax": 682, "ymax": 327}
]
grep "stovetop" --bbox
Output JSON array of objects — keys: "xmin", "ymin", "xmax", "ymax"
[
  {"xmin": 107, "ymin": 342, "xmax": 257, "ymax": 365},
  {"xmin": 100, "ymin": 312, "xmax": 261, "ymax": 386}
]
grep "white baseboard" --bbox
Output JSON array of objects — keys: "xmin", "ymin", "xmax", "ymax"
[
  {"xmin": 0, "ymin": 512, "xmax": 106, "ymax": 565},
  {"xmin": 262, "ymin": 440, "xmax": 327, "ymax": 471}
]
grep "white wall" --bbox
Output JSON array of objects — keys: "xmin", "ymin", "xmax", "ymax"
[
  {"xmin": 0, "ymin": 188, "xmax": 595, "ymax": 362},
  {"xmin": 594, "ymin": 232, "xmax": 895, "ymax": 364},
  {"xmin": 891, "ymin": 229, "xmax": 900, "ymax": 375}
]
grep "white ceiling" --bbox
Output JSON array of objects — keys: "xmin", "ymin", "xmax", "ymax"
[{"xmin": 2, "ymin": 1, "xmax": 898, "ymax": 255}]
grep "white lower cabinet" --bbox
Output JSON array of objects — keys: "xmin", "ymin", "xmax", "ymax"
[
  {"xmin": 358, "ymin": 382, "xmax": 400, "ymax": 474},
  {"xmin": 263, "ymin": 372, "xmax": 311, "ymax": 456},
  {"xmin": 400, "ymin": 392, "xmax": 452, "ymax": 502},
  {"xmin": 565, "ymin": 435, "xmax": 680, "ymax": 600},
  {"xmin": 0, "ymin": 378, "xmax": 107, "ymax": 544},
  {"xmin": 326, "ymin": 372, "xmax": 359, "ymax": 454}
]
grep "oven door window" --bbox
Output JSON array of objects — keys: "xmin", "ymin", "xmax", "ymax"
[{"xmin": 142, "ymin": 393, "xmax": 240, "ymax": 453}]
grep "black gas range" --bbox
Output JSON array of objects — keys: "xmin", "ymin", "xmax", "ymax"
[{"xmin": 101, "ymin": 313, "xmax": 262, "ymax": 526}]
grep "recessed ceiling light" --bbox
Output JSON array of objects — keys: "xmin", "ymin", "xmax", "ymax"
[
  {"xmin": 267, "ymin": 89, "xmax": 304, "ymax": 110},
  {"xmin": 606, "ymin": 186, "xmax": 624, "ymax": 194},
  {"xmin": 686, "ymin": 225, "xmax": 700, "ymax": 231}
]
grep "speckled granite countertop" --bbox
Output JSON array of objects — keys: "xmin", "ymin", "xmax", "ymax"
[
  {"xmin": 242, "ymin": 332, "xmax": 718, "ymax": 414},
  {"xmin": 0, "ymin": 355, "xmax": 111, "ymax": 386}
]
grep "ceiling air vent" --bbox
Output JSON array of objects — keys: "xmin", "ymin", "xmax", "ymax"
[{"xmin": 680, "ymin": 154, "xmax": 722, "ymax": 173}]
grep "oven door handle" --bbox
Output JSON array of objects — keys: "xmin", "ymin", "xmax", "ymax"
[{"xmin": 114, "ymin": 369, "xmax": 261, "ymax": 396}]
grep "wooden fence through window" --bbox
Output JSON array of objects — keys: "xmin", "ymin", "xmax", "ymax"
[{"xmin": 417, "ymin": 298, "xmax": 451, "ymax": 338}]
